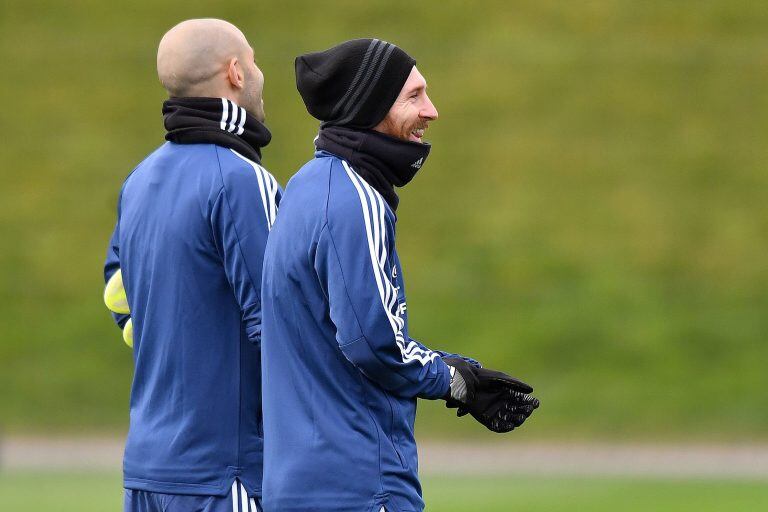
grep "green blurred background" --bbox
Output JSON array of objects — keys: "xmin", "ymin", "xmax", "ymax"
[{"xmin": 1, "ymin": 0, "xmax": 767, "ymax": 508}]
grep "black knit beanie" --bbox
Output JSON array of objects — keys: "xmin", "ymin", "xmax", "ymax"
[{"xmin": 295, "ymin": 38, "xmax": 416, "ymax": 129}]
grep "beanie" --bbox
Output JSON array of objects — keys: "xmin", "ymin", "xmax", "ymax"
[{"xmin": 295, "ymin": 38, "xmax": 416, "ymax": 129}]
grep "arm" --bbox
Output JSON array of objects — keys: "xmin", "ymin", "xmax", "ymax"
[
  {"xmin": 211, "ymin": 157, "xmax": 281, "ymax": 345},
  {"xmin": 103, "ymin": 200, "xmax": 130, "ymax": 330},
  {"xmin": 314, "ymin": 198, "xmax": 451, "ymax": 400},
  {"xmin": 425, "ymin": 344, "xmax": 481, "ymax": 368}
]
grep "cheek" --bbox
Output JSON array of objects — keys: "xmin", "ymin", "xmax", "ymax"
[{"xmin": 399, "ymin": 109, "xmax": 419, "ymax": 133}]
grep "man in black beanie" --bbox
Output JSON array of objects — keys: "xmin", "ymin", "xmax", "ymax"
[
  {"xmin": 294, "ymin": 37, "xmax": 435, "ymax": 210},
  {"xmin": 260, "ymin": 38, "xmax": 539, "ymax": 512}
]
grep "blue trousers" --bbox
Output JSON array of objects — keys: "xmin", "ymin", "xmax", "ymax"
[{"xmin": 125, "ymin": 480, "xmax": 261, "ymax": 512}]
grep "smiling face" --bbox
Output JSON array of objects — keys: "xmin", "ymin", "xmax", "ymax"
[{"xmin": 373, "ymin": 66, "xmax": 438, "ymax": 143}]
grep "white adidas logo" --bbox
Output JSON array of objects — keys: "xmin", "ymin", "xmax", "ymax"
[{"xmin": 411, "ymin": 157, "xmax": 423, "ymax": 169}]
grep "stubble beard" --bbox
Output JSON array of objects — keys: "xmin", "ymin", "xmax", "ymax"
[{"xmin": 241, "ymin": 72, "xmax": 266, "ymax": 123}]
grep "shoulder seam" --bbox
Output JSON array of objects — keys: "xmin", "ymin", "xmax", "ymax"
[
  {"xmin": 213, "ymin": 147, "xmax": 261, "ymax": 305},
  {"xmin": 323, "ymin": 156, "xmax": 336, "ymax": 226},
  {"xmin": 225, "ymin": 147, "xmax": 278, "ymax": 229}
]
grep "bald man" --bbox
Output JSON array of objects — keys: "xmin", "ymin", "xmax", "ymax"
[{"xmin": 103, "ymin": 19, "xmax": 280, "ymax": 512}]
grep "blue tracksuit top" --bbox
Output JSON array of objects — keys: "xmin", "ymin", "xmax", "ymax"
[
  {"xmin": 104, "ymin": 141, "xmax": 281, "ymax": 497},
  {"xmin": 261, "ymin": 151, "xmax": 454, "ymax": 512}
]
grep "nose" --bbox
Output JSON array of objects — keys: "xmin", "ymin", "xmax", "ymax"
[{"xmin": 421, "ymin": 94, "xmax": 438, "ymax": 121}]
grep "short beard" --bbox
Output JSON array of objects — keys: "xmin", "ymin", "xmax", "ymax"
[
  {"xmin": 246, "ymin": 95, "xmax": 265, "ymax": 123},
  {"xmin": 400, "ymin": 120, "xmax": 427, "ymax": 142},
  {"xmin": 241, "ymin": 73, "xmax": 265, "ymax": 122}
]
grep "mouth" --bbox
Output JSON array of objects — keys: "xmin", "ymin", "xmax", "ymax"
[{"xmin": 409, "ymin": 126, "xmax": 426, "ymax": 143}]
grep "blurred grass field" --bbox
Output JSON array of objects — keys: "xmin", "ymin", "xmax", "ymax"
[
  {"xmin": 1, "ymin": 472, "xmax": 766, "ymax": 511},
  {"xmin": 1, "ymin": 0, "xmax": 767, "ymax": 440}
]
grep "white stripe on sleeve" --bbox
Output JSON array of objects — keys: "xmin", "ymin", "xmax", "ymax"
[
  {"xmin": 351, "ymin": 165, "xmax": 433, "ymax": 362},
  {"xmin": 230, "ymin": 150, "xmax": 277, "ymax": 230},
  {"xmin": 342, "ymin": 161, "xmax": 437, "ymax": 366},
  {"xmin": 343, "ymin": 163, "xmax": 397, "ymax": 335},
  {"xmin": 260, "ymin": 163, "xmax": 279, "ymax": 227}
]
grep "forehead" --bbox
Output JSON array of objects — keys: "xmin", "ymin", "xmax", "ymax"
[{"xmin": 401, "ymin": 66, "xmax": 427, "ymax": 93}]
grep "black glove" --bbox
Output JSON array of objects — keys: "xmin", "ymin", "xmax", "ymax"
[{"xmin": 443, "ymin": 358, "xmax": 540, "ymax": 433}]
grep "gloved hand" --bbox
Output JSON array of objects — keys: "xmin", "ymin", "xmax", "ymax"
[{"xmin": 442, "ymin": 357, "xmax": 540, "ymax": 433}]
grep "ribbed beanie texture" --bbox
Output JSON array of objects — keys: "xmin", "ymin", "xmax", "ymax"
[{"xmin": 295, "ymin": 38, "xmax": 416, "ymax": 129}]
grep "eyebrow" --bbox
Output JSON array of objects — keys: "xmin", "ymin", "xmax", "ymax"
[{"xmin": 406, "ymin": 84, "xmax": 425, "ymax": 95}]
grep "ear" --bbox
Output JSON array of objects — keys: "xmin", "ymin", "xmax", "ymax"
[{"xmin": 226, "ymin": 57, "xmax": 244, "ymax": 90}]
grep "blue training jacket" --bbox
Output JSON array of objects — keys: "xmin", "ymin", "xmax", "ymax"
[
  {"xmin": 104, "ymin": 141, "xmax": 281, "ymax": 497},
  {"xmin": 261, "ymin": 151, "xmax": 469, "ymax": 512}
]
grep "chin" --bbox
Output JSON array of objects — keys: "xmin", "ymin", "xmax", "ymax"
[{"xmin": 252, "ymin": 106, "xmax": 265, "ymax": 123}]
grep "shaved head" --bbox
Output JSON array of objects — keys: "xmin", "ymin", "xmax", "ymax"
[{"xmin": 157, "ymin": 19, "xmax": 265, "ymax": 120}]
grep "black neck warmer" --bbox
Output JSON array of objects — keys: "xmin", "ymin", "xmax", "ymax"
[
  {"xmin": 163, "ymin": 97, "xmax": 272, "ymax": 164},
  {"xmin": 315, "ymin": 125, "xmax": 430, "ymax": 211}
]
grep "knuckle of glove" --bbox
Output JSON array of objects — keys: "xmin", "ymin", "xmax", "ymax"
[
  {"xmin": 508, "ymin": 390, "xmax": 540, "ymax": 408},
  {"xmin": 489, "ymin": 418, "xmax": 515, "ymax": 433},
  {"xmin": 482, "ymin": 396, "xmax": 539, "ymax": 433}
]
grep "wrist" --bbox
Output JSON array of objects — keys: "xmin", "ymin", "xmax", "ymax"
[
  {"xmin": 441, "ymin": 357, "xmax": 474, "ymax": 404},
  {"xmin": 448, "ymin": 365, "xmax": 469, "ymax": 403}
]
